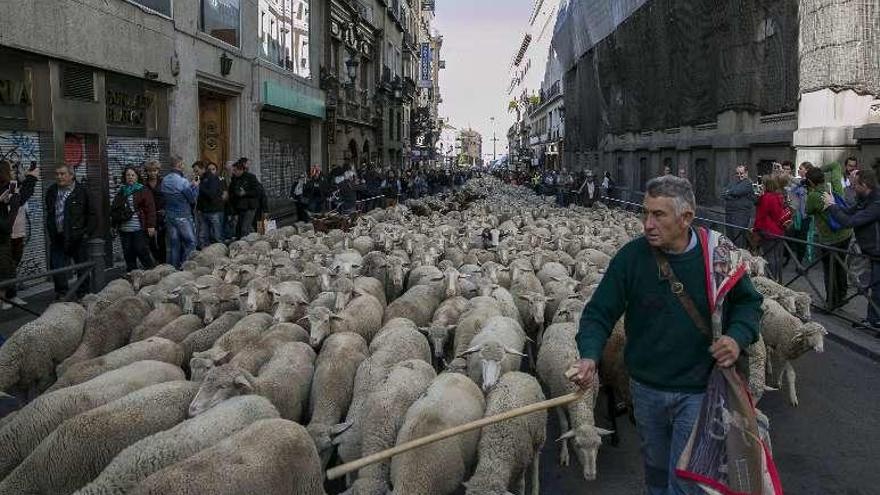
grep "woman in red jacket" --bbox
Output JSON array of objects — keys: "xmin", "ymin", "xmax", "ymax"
[
  {"xmin": 753, "ymin": 173, "xmax": 792, "ymax": 279},
  {"xmin": 111, "ymin": 166, "xmax": 157, "ymax": 271}
]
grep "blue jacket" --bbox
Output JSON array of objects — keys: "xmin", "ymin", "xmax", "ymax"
[
  {"xmin": 828, "ymin": 189, "xmax": 880, "ymax": 256},
  {"xmin": 160, "ymin": 170, "xmax": 198, "ymax": 217}
]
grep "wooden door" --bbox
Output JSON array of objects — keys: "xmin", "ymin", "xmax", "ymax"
[{"xmin": 199, "ymin": 95, "xmax": 228, "ymax": 167}]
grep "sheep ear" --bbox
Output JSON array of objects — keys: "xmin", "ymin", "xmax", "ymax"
[
  {"xmin": 557, "ymin": 430, "xmax": 576, "ymax": 441},
  {"xmin": 238, "ymin": 288, "xmax": 248, "ymax": 296},
  {"xmin": 330, "ymin": 313, "xmax": 345, "ymax": 321},
  {"xmin": 214, "ymin": 350, "xmax": 231, "ymax": 365},
  {"xmin": 233, "ymin": 373, "xmax": 255, "ymax": 392},
  {"xmin": 596, "ymin": 428, "xmax": 615, "ymax": 436},
  {"xmin": 456, "ymin": 345, "xmax": 482, "ymax": 358},
  {"xmin": 518, "ymin": 294, "xmax": 534, "ymax": 301},
  {"xmin": 504, "ymin": 347, "xmax": 527, "ymax": 357},
  {"xmin": 330, "ymin": 421, "xmax": 353, "ymax": 436},
  {"xmin": 446, "ymin": 324, "xmax": 456, "ymax": 331}
]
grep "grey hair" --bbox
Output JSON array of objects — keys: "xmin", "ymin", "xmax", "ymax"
[
  {"xmin": 170, "ymin": 155, "xmax": 184, "ymax": 169},
  {"xmin": 645, "ymin": 175, "xmax": 696, "ymax": 217}
]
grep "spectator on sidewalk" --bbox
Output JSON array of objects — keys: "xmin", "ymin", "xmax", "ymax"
[
  {"xmin": 197, "ymin": 161, "xmax": 225, "ymax": 247},
  {"xmin": 601, "ymin": 171, "xmax": 616, "ymax": 201},
  {"xmin": 823, "ymin": 167, "xmax": 880, "ymax": 332},
  {"xmin": 805, "ymin": 167, "xmax": 853, "ymax": 310},
  {"xmin": 787, "ymin": 162, "xmax": 815, "ymax": 265},
  {"xmin": 822, "ymin": 157, "xmax": 860, "ymax": 205},
  {"xmin": 753, "ymin": 174, "xmax": 792, "ymax": 280},
  {"xmin": 577, "ymin": 170, "xmax": 600, "ymax": 207},
  {"xmin": 160, "ymin": 156, "xmax": 199, "ymax": 268},
  {"xmin": 111, "ymin": 166, "xmax": 156, "ymax": 272},
  {"xmin": 0, "ymin": 161, "xmax": 39, "ymax": 309},
  {"xmin": 228, "ymin": 158, "xmax": 261, "ymax": 238},
  {"xmin": 721, "ymin": 165, "xmax": 756, "ymax": 249},
  {"xmin": 45, "ymin": 164, "xmax": 96, "ymax": 300},
  {"xmin": 142, "ymin": 160, "xmax": 166, "ymax": 264}
]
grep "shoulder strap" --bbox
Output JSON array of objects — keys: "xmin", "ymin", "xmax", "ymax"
[{"xmin": 652, "ymin": 248, "xmax": 713, "ymax": 340}]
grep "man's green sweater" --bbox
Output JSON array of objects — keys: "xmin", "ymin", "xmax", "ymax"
[{"xmin": 576, "ymin": 235, "xmax": 763, "ymax": 393}]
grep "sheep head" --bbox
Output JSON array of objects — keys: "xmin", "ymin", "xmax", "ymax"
[
  {"xmin": 791, "ymin": 321, "xmax": 828, "ymax": 356},
  {"xmin": 307, "ymin": 421, "xmax": 352, "ymax": 468},
  {"xmin": 459, "ymin": 342, "xmax": 525, "ymax": 392},
  {"xmin": 306, "ymin": 307, "xmax": 338, "ymax": 348},
  {"xmin": 419, "ymin": 324, "xmax": 456, "ymax": 359},
  {"xmin": 518, "ymin": 293, "xmax": 548, "ymax": 327},
  {"xmin": 557, "ymin": 423, "xmax": 614, "ymax": 480},
  {"xmin": 188, "ymin": 364, "xmax": 256, "ymax": 417},
  {"xmin": 189, "ymin": 348, "xmax": 231, "ymax": 382}
]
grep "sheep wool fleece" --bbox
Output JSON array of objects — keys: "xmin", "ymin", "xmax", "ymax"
[{"xmin": 577, "ymin": 236, "xmax": 762, "ymax": 393}]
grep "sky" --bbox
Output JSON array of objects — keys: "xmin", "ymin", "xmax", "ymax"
[{"xmin": 433, "ymin": 0, "xmax": 533, "ymax": 161}]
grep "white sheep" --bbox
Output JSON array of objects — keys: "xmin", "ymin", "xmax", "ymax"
[
  {"xmin": 153, "ymin": 314, "xmax": 204, "ymax": 343},
  {"xmin": 306, "ymin": 332, "xmax": 369, "ymax": 467},
  {"xmin": 189, "ymin": 342, "xmax": 315, "ymax": 421},
  {"xmin": 463, "ymin": 371, "xmax": 547, "ymax": 495},
  {"xmin": 74, "ymin": 395, "xmax": 280, "ymax": 495},
  {"xmin": 752, "ymin": 276, "xmax": 811, "ymax": 321},
  {"xmin": 128, "ymin": 264, "xmax": 176, "ymax": 291},
  {"xmin": 188, "ymin": 312, "xmax": 275, "ymax": 380},
  {"xmin": 307, "ymin": 293, "xmax": 384, "ymax": 347},
  {"xmin": 384, "ymin": 283, "xmax": 446, "ymax": 327},
  {"xmin": 459, "ymin": 316, "xmax": 527, "ymax": 391},
  {"xmin": 196, "ymin": 283, "xmax": 243, "ymax": 324},
  {"xmin": 345, "ymin": 359, "xmax": 437, "ymax": 493},
  {"xmin": 0, "ymin": 379, "xmax": 199, "ymax": 495},
  {"xmin": 180, "ymin": 311, "xmax": 245, "ymax": 365},
  {"xmin": 57, "ymin": 296, "xmax": 151, "ymax": 376},
  {"xmin": 760, "ymin": 298, "xmax": 827, "ymax": 406},
  {"xmin": 389, "ymin": 372, "xmax": 486, "ymax": 495},
  {"xmin": 80, "ymin": 279, "xmax": 135, "ymax": 317},
  {"xmin": 452, "ymin": 300, "xmax": 504, "ymax": 357},
  {"xmin": 419, "ymin": 295, "xmax": 469, "ymax": 363},
  {"xmin": 0, "ymin": 302, "xmax": 86, "ymax": 399},
  {"xmin": 0, "ymin": 360, "xmax": 184, "ymax": 480},
  {"xmin": 129, "ymin": 302, "xmax": 184, "ymax": 343},
  {"xmin": 128, "ymin": 418, "xmax": 326, "ymax": 495},
  {"xmin": 536, "ymin": 322, "xmax": 612, "ymax": 480},
  {"xmin": 47, "ymin": 337, "xmax": 183, "ymax": 392}
]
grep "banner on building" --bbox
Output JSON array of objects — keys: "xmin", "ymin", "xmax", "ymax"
[{"xmin": 419, "ymin": 42, "xmax": 433, "ymax": 88}]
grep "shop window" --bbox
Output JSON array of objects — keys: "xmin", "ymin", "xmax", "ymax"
[
  {"xmin": 201, "ymin": 0, "xmax": 241, "ymax": 47},
  {"xmin": 126, "ymin": 0, "xmax": 172, "ymax": 17}
]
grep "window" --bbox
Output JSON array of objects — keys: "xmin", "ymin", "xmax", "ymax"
[
  {"xmin": 639, "ymin": 157, "xmax": 648, "ymax": 191},
  {"xmin": 201, "ymin": 0, "xmax": 241, "ymax": 47},
  {"xmin": 127, "ymin": 0, "xmax": 172, "ymax": 17},
  {"xmin": 694, "ymin": 158, "xmax": 712, "ymax": 205},
  {"xmin": 258, "ymin": 0, "xmax": 311, "ymax": 78}
]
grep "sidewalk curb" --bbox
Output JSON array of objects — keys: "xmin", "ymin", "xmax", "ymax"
[
  {"xmin": 814, "ymin": 311, "xmax": 880, "ymax": 363},
  {"xmin": 825, "ymin": 330, "xmax": 880, "ymax": 363}
]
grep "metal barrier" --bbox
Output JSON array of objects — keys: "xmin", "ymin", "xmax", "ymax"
[
  {"xmin": 0, "ymin": 238, "xmax": 107, "ymax": 314},
  {"xmin": 599, "ymin": 196, "xmax": 880, "ymax": 329}
]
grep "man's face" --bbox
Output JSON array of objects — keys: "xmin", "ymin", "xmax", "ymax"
[
  {"xmin": 735, "ymin": 167, "xmax": 747, "ymax": 180},
  {"xmin": 232, "ymin": 167, "xmax": 244, "ymax": 177},
  {"xmin": 846, "ymin": 159, "xmax": 858, "ymax": 175},
  {"xmin": 55, "ymin": 167, "xmax": 73, "ymax": 187},
  {"xmin": 146, "ymin": 168, "xmax": 159, "ymax": 179},
  {"xmin": 642, "ymin": 195, "xmax": 693, "ymax": 250}
]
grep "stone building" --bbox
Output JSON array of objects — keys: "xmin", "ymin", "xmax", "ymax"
[
  {"xmin": 554, "ymin": 0, "xmax": 880, "ymax": 216},
  {"xmin": 0, "ymin": 0, "xmax": 325, "ymax": 275},
  {"xmin": 457, "ymin": 128, "xmax": 483, "ymax": 166}
]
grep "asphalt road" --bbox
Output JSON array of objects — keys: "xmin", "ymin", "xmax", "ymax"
[{"xmin": 3, "ymin": 288, "xmax": 878, "ymax": 495}]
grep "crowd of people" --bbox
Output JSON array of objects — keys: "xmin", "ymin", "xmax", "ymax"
[{"xmin": 494, "ymin": 168, "xmax": 616, "ymax": 207}]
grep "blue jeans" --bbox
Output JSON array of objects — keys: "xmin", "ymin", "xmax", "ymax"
[
  {"xmin": 630, "ymin": 379, "xmax": 704, "ymax": 495},
  {"xmin": 165, "ymin": 215, "xmax": 197, "ymax": 269},
  {"xmin": 198, "ymin": 211, "xmax": 224, "ymax": 248}
]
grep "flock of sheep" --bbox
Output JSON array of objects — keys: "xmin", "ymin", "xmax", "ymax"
[{"xmin": 0, "ymin": 177, "xmax": 827, "ymax": 494}]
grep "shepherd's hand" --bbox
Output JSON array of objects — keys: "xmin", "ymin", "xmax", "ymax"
[
  {"xmin": 711, "ymin": 336, "xmax": 741, "ymax": 368},
  {"xmin": 568, "ymin": 359, "xmax": 598, "ymax": 390}
]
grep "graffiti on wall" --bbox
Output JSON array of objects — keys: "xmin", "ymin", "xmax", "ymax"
[
  {"xmin": 0, "ymin": 130, "xmax": 46, "ymax": 278},
  {"xmin": 260, "ymin": 135, "xmax": 308, "ymax": 200}
]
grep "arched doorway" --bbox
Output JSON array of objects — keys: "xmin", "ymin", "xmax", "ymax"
[
  {"xmin": 363, "ymin": 141, "xmax": 371, "ymax": 165},
  {"xmin": 348, "ymin": 139, "xmax": 359, "ymax": 167}
]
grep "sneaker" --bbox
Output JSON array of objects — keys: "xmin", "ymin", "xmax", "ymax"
[
  {"xmin": 0, "ymin": 302, "xmax": 11, "ymax": 311},
  {"xmin": 8, "ymin": 297, "xmax": 26, "ymax": 306},
  {"xmin": 852, "ymin": 319, "xmax": 872, "ymax": 329}
]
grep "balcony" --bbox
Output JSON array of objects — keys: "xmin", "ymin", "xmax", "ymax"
[{"xmin": 403, "ymin": 77, "xmax": 417, "ymax": 98}]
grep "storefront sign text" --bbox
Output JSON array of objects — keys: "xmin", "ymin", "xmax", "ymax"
[
  {"xmin": 106, "ymin": 90, "xmax": 153, "ymax": 126},
  {"xmin": 0, "ymin": 79, "xmax": 32, "ymax": 106}
]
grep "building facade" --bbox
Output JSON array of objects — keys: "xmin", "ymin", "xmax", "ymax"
[
  {"xmin": 0, "ymin": 0, "xmax": 325, "ymax": 274},
  {"xmin": 457, "ymin": 128, "xmax": 483, "ymax": 166},
  {"xmin": 554, "ymin": 0, "xmax": 880, "ymax": 216}
]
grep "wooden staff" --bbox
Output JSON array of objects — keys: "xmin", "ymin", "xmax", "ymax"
[{"xmin": 326, "ymin": 368, "xmax": 587, "ymax": 481}]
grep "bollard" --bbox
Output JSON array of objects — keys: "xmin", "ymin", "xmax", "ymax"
[{"xmin": 87, "ymin": 238, "xmax": 106, "ymax": 293}]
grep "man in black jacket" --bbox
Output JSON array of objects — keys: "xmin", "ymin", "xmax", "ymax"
[
  {"xmin": 825, "ymin": 167, "xmax": 880, "ymax": 334},
  {"xmin": 197, "ymin": 161, "xmax": 225, "ymax": 247},
  {"xmin": 45, "ymin": 164, "xmax": 96, "ymax": 300},
  {"xmin": 228, "ymin": 158, "xmax": 261, "ymax": 238}
]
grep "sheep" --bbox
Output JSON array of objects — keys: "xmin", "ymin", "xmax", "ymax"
[
  {"xmin": 452, "ymin": 301, "xmax": 505, "ymax": 358},
  {"xmin": 0, "ymin": 361, "xmax": 184, "ymax": 480},
  {"xmin": 127, "ymin": 419, "xmax": 326, "ymax": 495},
  {"xmin": 536, "ymin": 261, "xmax": 569, "ymax": 286},
  {"xmin": 752, "ymin": 276, "xmax": 811, "ymax": 321},
  {"xmin": 197, "ymin": 283, "xmax": 243, "ymax": 324},
  {"xmin": 345, "ymin": 359, "xmax": 437, "ymax": 493},
  {"xmin": 389, "ymin": 372, "xmax": 486, "ymax": 495},
  {"xmin": 80, "ymin": 279, "xmax": 135, "ymax": 317},
  {"xmin": 331, "ymin": 249, "xmax": 364, "ymax": 276},
  {"xmin": 189, "ymin": 342, "xmax": 315, "ymax": 421},
  {"xmin": 0, "ymin": 302, "xmax": 86, "ymax": 399},
  {"xmin": 306, "ymin": 332, "xmax": 369, "ymax": 466},
  {"xmin": 306, "ymin": 293, "xmax": 384, "ymax": 347},
  {"xmin": 0, "ymin": 379, "xmax": 199, "ymax": 495},
  {"xmin": 75, "ymin": 395, "xmax": 280, "ymax": 495},
  {"xmin": 188, "ymin": 312, "xmax": 275, "ymax": 381},
  {"xmin": 490, "ymin": 285, "xmax": 524, "ymax": 327},
  {"xmin": 759, "ymin": 298, "xmax": 827, "ymax": 406},
  {"xmin": 463, "ymin": 372, "xmax": 547, "ymax": 495},
  {"xmin": 419, "ymin": 295, "xmax": 469, "ymax": 363},
  {"xmin": 273, "ymin": 288, "xmax": 312, "ymax": 324},
  {"xmin": 334, "ymin": 276, "xmax": 388, "ymax": 310},
  {"xmin": 129, "ymin": 303, "xmax": 184, "ymax": 343},
  {"xmin": 244, "ymin": 276, "xmax": 280, "ymax": 313},
  {"xmin": 536, "ymin": 321, "xmax": 612, "ymax": 480},
  {"xmin": 383, "ymin": 283, "xmax": 445, "ymax": 327},
  {"xmin": 747, "ymin": 333, "xmax": 771, "ymax": 403},
  {"xmin": 58, "ymin": 296, "xmax": 151, "ymax": 376},
  {"xmin": 47, "ymin": 337, "xmax": 184, "ymax": 393},
  {"xmin": 128, "ymin": 264, "xmax": 176, "ymax": 291},
  {"xmin": 406, "ymin": 264, "xmax": 444, "ymax": 290},
  {"xmin": 153, "ymin": 314, "xmax": 204, "ymax": 343},
  {"xmin": 553, "ymin": 296, "xmax": 586, "ymax": 324},
  {"xmin": 335, "ymin": 323, "xmax": 431, "ymax": 467},
  {"xmin": 598, "ymin": 318, "xmax": 630, "ymax": 445},
  {"xmin": 459, "ymin": 316, "xmax": 527, "ymax": 391},
  {"xmin": 180, "ymin": 311, "xmax": 245, "ymax": 365}
]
